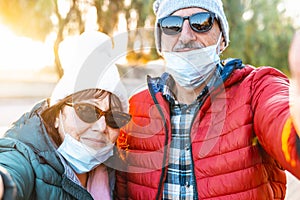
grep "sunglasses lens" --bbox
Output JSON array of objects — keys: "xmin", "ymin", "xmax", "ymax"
[
  {"xmin": 190, "ymin": 13, "xmax": 214, "ymax": 33},
  {"xmin": 71, "ymin": 103, "xmax": 131, "ymax": 128},
  {"xmin": 159, "ymin": 12, "xmax": 214, "ymax": 35},
  {"xmin": 160, "ymin": 16, "xmax": 182, "ymax": 35},
  {"xmin": 74, "ymin": 104, "xmax": 100, "ymax": 123},
  {"xmin": 105, "ymin": 111, "xmax": 131, "ymax": 129}
]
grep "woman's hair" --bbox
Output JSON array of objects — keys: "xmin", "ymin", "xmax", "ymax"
[{"xmin": 41, "ymin": 89, "xmax": 123, "ymax": 146}]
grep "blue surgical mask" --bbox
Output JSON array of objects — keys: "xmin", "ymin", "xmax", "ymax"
[
  {"xmin": 57, "ymin": 112, "xmax": 114, "ymax": 174},
  {"xmin": 163, "ymin": 34, "xmax": 222, "ymax": 88}
]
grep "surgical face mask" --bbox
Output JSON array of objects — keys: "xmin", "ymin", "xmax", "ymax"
[
  {"xmin": 163, "ymin": 34, "xmax": 222, "ymax": 88},
  {"xmin": 57, "ymin": 112, "xmax": 114, "ymax": 174}
]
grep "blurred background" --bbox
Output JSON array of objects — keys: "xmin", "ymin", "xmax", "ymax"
[{"xmin": 0, "ymin": 0, "xmax": 299, "ymax": 198}]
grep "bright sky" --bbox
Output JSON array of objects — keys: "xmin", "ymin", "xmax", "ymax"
[
  {"xmin": 282, "ymin": 0, "xmax": 300, "ymax": 26},
  {"xmin": 284, "ymin": 0, "xmax": 300, "ymax": 15},
  {"xmin": 0, "ymin": 0, "xmax": 298, "ymax": 71},
  {"xmin": 0, "ymin": 24, "xmax": 55, "ymax": 70}
]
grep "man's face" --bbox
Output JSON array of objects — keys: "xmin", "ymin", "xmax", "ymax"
[{"xmin": 161, "ymin": 7, "xmax": 225, "ymax": 52}]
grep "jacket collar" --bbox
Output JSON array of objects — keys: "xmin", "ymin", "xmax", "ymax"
[{"xmin": 147, "ymin": 58, "xmax": 244, "ymax": 104}]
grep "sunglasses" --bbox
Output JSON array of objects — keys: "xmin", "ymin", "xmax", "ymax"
[
  {"xmin": 65, "ymin": 102, "xmax": 131, "ymax": 129},
  {"xmin": 158, "ymin": 12, "xmax": 216, "ymax": 35}
]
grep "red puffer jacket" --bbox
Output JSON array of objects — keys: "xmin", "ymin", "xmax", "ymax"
[{"xmin": 115, "ymin": 62, "xmax": 300, "ymax": 200}]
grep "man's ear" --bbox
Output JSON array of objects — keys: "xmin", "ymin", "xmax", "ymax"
[{"xmin": 220, "ymin": 36, "xmax": 226, "ymax": 52}]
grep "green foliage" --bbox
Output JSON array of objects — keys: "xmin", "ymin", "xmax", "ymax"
[
  {"xmin": 130, "ymin": 0, "xmax": 296, "ymax": 72},
  {"xmin": 96, "ymin": 0, "xmax": 124, "ymax": 35},
  {"xmin": 222, "ymin": 0, "xmax": 295, "ymax": 74},
  {"xmin": 222, "ymin": 0, "xmax": 246, "ymax": 60}
]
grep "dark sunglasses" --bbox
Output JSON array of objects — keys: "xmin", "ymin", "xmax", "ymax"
[
  {"xmin": 65, "ymin": 102, "xmax": 131, "ymax": 129},
  {"xmin": 158, "ymin": 12, "xmax": 216, "ymax": 35}
]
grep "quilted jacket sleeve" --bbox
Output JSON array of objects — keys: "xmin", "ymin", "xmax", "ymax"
[
  {"xmin": 0, "ymin": 138, "xmax": 35, "ymax": 200},
  {"xmin": 0, "ymin": 165, "xmax": 16, "ymax": 200},
  {"xmin": 250, "ymin": 66, "xmax": 300, "ymax": 178}
]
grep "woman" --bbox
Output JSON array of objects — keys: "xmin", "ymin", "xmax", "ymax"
[{"xmin": 0, "ymin": 31, "xmax": 130, "ymax": 199}]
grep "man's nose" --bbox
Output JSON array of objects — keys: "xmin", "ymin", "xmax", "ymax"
[{"xmin": 178, "ymin": 20, "xmax": 197, "ymax": 44}]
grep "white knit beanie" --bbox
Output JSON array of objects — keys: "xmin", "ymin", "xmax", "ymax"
[
  {"xmin": 50, "ymin": 31, "xmax": 128, "ymax": 112},
  {"xmin": 153, "ymin": 0, "xmax": 230, "ymax": 53}
]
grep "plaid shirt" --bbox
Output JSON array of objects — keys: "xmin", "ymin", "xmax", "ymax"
[
  {"xmin": 155, "ymin": 72, "xmax": 219, "ymax": 200},
  {"xmin": 163, "ymin": 103, "xmax": 198, "ymax": 200}
]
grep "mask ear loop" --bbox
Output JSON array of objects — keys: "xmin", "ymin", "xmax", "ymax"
[
  {"xmin": 58, "ymin": 110, "xmax": 67, "ymax": 137},
  {"xmin": 216, "ymin": 33, "xmax": 222, "ymax": 54}
]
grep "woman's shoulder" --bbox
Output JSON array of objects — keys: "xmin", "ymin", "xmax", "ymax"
[{"xmin": 2, "ymin": 99, "xmax": 55, "ymax": 154}]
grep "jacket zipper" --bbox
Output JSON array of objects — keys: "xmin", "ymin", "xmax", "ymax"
[{"xmin": 147, "ymin": 80, "xmax": 169, "ymax": 200}]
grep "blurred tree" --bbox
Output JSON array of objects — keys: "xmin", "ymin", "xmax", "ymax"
[
  {"xmin": 125, "ymin": 0, "xmax": 158, "ymax": 64},
  {"xmin": 0, "ymin": 0, "xmax": 123, "ymax": 78},
  {"xmin": 222, "ymin": 0, "xmax": 246, "ymax": 61},
  {"xmin": 0, "ymin": 0, "xmax": 85, "ymax": 77},
  {"xmin": 223, "ymin": 0, "xmax": 295, "ymax": 74},
  {"xmin": 94, "ymin": 0, "xmax": 123, "ymax": 36},
  {"xmin": 52, "ymin": 0, "xmax": 84, "ymax": 77},
  {"xmin": 0, "ymin": 0, "xmax": 296, "ymax": 77},
  {"xmin": 0, "ymin": 0, "xmax": 53, "ymax": 41}
]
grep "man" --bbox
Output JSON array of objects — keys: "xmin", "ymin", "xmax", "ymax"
[{"xmin": 114, "ymin": 0, "xmax": 300, "ymax": 199}]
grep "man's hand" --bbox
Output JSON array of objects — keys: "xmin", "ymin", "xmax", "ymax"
[
  {"xmin": 290, "ymin": 31, "xmax": 300, "ymax": 90},
  {"xmin": 289, "ymin": 31, "xmax": 300, "ymax": 136}
]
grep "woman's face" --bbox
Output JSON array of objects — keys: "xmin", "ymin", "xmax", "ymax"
[{"xmin": 56, "ymin": 93, "xmax": 119, "ymax": 150}]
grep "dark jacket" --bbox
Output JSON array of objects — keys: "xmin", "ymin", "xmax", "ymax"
[{"xmin": 0, "ymin": 100, "xmax": 93, "ymax": 200}]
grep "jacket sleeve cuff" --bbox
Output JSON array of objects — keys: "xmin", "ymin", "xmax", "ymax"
[{"xmin": 0, "ymin": 166, "xmax": 17, "ymax": 200}]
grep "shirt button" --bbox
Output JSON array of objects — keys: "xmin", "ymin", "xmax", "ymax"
[
  {"xmin": 185, "ymin": 144, "xmax": 190, "ymax": 151},
  {"xmin": 185, "ymin": 182, "xmax": 190, "ymax": 188}
]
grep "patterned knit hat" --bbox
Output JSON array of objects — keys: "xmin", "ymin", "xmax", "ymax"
[{"xmin": 153, "ymin": 0, "xmax": 230, "ymax": 53}]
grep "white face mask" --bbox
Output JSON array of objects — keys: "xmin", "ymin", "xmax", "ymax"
[
  {"xmin": 163, "ymin": 34, "xmax": 222, "ymax": 88},
  {"xmin": 57, "ymin": 112, "xmax": 114, "ymax": 174}
]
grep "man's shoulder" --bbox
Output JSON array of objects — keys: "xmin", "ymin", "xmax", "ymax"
[
  {"xmin": 240, "ymin": 63, "xmax": 288, "ymax": 79},
  {"xmin": 220, "ymin": 58, "xmax": 287, "ymax": 79},
  {"xmin": 130, "ymin": 88, "xmax": 152, "ymax": 102},
  {"xmin": 226, "ymin": 63, "xmax": 289, "ymax": 89}
]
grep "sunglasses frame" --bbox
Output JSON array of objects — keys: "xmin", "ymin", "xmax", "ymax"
[
  {"xmin": 64, "ymin": 102, "xmax": 131, "ymax": 128},
  {"xmin": 158, "ymin": 12, "xmax": 216, "ymax": 35}
]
